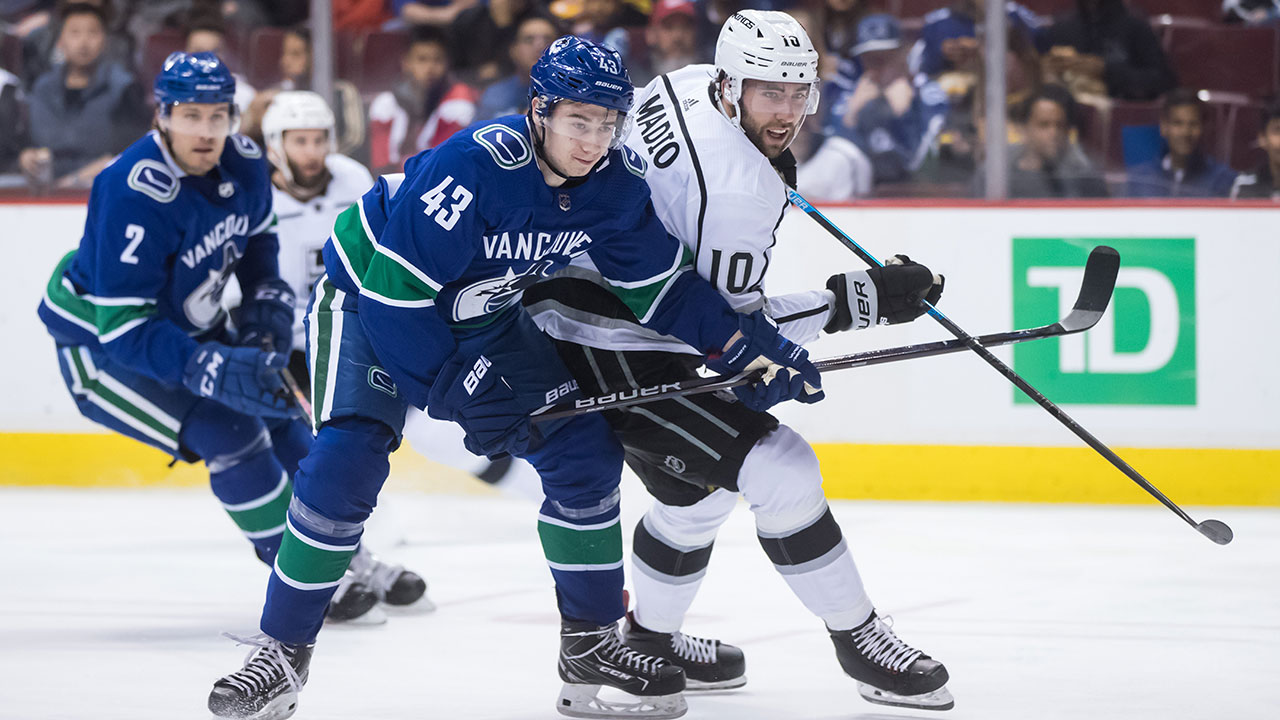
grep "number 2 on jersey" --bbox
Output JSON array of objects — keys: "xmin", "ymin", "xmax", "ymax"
[
  {"xmin": 120, "ymin": 224, "xmax": 145, "ymax": 264},
  {"xmin": 421, "ymin": 176, "xmax": 474, "ymax": 231}
]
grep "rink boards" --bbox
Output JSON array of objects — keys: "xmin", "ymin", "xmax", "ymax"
[{"xmin": 2, "ymin": 200, "xmax": 1277, "ymax": 505}]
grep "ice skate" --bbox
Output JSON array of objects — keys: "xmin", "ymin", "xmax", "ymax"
[
  {"xmin": 830, "ymin": 612, "xmax": 954, "ymax": 711},
  {"xmin": 323, "ymin": 571, "xmax": 386, "ymax": 625},
  {"xmin": 557, "ymin": 620, "xmax": 688, "ymax": 719},
  {"xmin": 348, "ymin": 546, "xmax": 435, "ymax": 612},
  {"xmin": 622, "ymin": 611, "xmax": 746, "ymax": 690},
  {"xmin": 208, "ymin": 633, "xmax": 312, "ymax": 720}
]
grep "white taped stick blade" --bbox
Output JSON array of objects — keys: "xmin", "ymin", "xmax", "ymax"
[
  {"xmin": 856, "ymin": 681, "xmax": 955, "ymax": 711},
  {"xmin": 556, "ymin": 683, "xmax": 688, "ymax": 719}
]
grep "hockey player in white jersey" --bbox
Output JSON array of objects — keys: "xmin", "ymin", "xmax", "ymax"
[
  {"xmin": 258, "ymin": 90, "xmax": 434, "ymax": 617},
  {"xmin": 525, "ymin": 10, "xmax": 953, "ymax": 711}
]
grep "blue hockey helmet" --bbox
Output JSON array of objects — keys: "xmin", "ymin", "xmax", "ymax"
[
  {"xmin": 529, "ymin": 36, "xmax": 634, "ymax": 118},
  {"xmin": 154, "ymin": 51, "xmax": 236, "ymax": 111}
]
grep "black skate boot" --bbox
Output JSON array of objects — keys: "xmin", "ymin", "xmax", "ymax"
[
  {"xmin": 324, "ymin": 571, "xmax": 385, "ymax": 625},
  {"xmin": 623, "ymin": 611, "xmax": 746, "ymax": 690},
  {"xmin": 208, "ymin": 633, "xmax": 313, "ymax": 720},
  {"xmin": 830, "ymin": 612, "xmax": 954, "ymax": 711},
  {"xmin": 349, "ymin": 546, "xmax": 434, "ymax": 611},
  {"xmin": 557, "ymin": 620, "xmax": 688, "ymax": 719}
]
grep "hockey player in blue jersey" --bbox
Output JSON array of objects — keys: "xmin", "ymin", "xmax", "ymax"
[
  {"xmin": 36, "ymin": 52, "xmax": 385, "ymax": 621},
  {"xmin": 207, "ymin": 36, "xmax": 823, "ymax": 720}
]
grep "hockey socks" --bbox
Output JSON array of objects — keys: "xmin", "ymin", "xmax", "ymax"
[{"xmin": 537, "ymin": 491, "xmax": 626, "ymax": 626}]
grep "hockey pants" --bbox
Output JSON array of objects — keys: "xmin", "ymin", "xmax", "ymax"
[{"xmin": 631, "ymin": 425, "xmax": 875, "ymax": 633}]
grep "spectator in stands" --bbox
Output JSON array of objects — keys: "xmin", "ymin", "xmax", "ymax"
[
  {"xmin": 475, "ymin": 14, "xmax": 557, "ymax": 121},
  {"xmin": 395, "ymin": 0, "xmax": 477, "ymax": 28},
  {"xmin": 2, "ymin": 0, "xmax": 54, "ymax": 38},
  {"xmin": 1040, "ymin": 0, "xmax": 1175, "ymax": 102},
  {"xmin": 21, "ymin": 0, "xmax": 135, "ymax": 88},
  {"xmin": 627, "ymin": 0, "xmax": 702, "ymax": 87},
  {"xmin": 450, "ymin": 0, "xmax": 542, "ymax": 84},
  {"xmin": 819, "ymin": 0, "xmax": 872, "ymax": 75},
  {"xmin": 18, "ymin": 2, "xmax": 148, "ymax": 189},
  {"xmin": 1, "ymin": 65, "xmax": 27, "ymax": 175},
  {"xmin": 1223, "ymin": 0, "xmax": 1280, "ymax": 25},
  {"xmin": 239, "ymin": 27, "xmax": 365, "ymax": 156},
  {"xmin": 334, "ymin": 0, "xmax": 394, "ymax": 31},
  {"xmin": 909, "ymin": 0, "xmax": 1044, "ymax": 92},
  {"xmin": 182, "ymin": 6, "xmax": 255, "ymax": 112},
  {"xmin": 1002, "ymin": 83, "xmax": 1108, "ymax": 198},
  {"xmin": 1128, "ymin": 89, "xmax": 1237, "ymax": 198},
  {"xmin": 798, "ymin": 14, "xmax": 948, "ymax": 201},
  {"xmin": 571, "ymin": 0, "xmax": 645, "ymax": 48},
  {"xmin": 1231, "ymin": 99, "xmax": 1280, "ymax": 200},
  {"xmin": 368, "ymin": 25, "xmax": 477, "ymax": 173}
]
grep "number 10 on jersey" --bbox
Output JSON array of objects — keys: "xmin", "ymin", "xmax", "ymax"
[{"xmin": 421, "ymin": 175, "xmax": 474, "ymax": 231}]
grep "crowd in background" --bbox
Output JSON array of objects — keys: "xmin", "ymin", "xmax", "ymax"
[{"xmin": 1, "ymin": 0, "xmax": 1278, "ymax": 200}]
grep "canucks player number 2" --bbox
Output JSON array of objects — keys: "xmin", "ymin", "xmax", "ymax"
[
  {"xmin": 120, "ymin": 224, "xmax": 146, "ymax": 265},
  {"xmin": 421, "ymin": 176, "xmax": 474, "ymax": 231}
]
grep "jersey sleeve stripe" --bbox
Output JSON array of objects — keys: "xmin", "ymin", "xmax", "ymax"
[
  {"xmin": 599, "ymin": 242, "xmax": 688, "ymax": 290},
  {"xmin": 44, "ymin": 251, "xmax": 160, "ymax": 340},
  {"xmin": 599, "ymin": 246, "xmax": 692, "ymax": 324},
  {"xmin": 357, "ymin": 286, "xmax": 437, "ymax": 309},
  {"xmin": 249, "ymin": 211, "xmax": 278, "ymax": 237}
]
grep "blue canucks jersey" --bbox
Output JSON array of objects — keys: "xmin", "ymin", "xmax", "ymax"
[
  {"xmin": 324, "ymin": 114, "xmax": 740, "ymax": 409},
  {"xmin": 39, "ymin": 130, "xmax": 280, "ymax": 386}
]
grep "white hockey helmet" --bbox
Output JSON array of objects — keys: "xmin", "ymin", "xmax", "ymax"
[
  {"xmin": 714, "ymin": 10, "xmax": 820, "ymax": 130},
  {"xmin": 262, "ymin": 90, "xmax": 336, "ymax": 180}
]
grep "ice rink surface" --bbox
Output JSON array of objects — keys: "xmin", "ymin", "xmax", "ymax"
[{"xmin": 2, "ymin": 476, "xmax": 1277, "ymax": 720}]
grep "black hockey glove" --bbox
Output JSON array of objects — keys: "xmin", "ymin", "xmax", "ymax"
[
  {"xmin": 707, "ymin": 310, "xmax": 824, "ymax": 411},
  {"xmin": 824, "ymin": 254, "xmax": 944, "ymax": 333},
  {"xmin": 183, "ymin": 341, "xmax": 294, "ymax": 418},
  {"xmin": 427, "ymin": 352, "xmax": 532, "ymax": 459},
  {"xmin": 237, "ymin": 279, "xmax": 296, "ymax": 354}
]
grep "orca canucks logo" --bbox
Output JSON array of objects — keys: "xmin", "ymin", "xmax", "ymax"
[{"xmin": 452, "ymin": 229, "xmax": 596, "ymax": 321}]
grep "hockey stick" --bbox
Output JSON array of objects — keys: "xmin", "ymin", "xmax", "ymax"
[
  {"xmin": 531, "ymin": 252, "xmax": 1114, "ymax": 421},
  {"xmin": 786, "ymin": 187, "xmax": 1233, "ymax": 546}
]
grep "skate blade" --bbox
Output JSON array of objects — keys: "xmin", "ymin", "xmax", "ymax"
[
  {"xmin": 857, "ymin": 682, "xmax": 954, "ymax": 711},
  {"xmin": 324, "ymin": 604, "xmax": 388, "ymax": 627},
  {"xmin": 685, "ymin": 675, "xmax": 747, "ymax": 691},
  {"xmin": 383, "ymin": 594, "xmax": 437, "ymax": 614},
  {"xmin": 209, "ymin": 691, "xmax": 300, "ymax": 720},
  {"xmin": 556, "ymin": 683, "xmax": 687, "ymax": 719}
]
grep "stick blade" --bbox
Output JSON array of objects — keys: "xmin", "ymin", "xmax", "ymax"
[
  {"xmin": 1197, "ymin": 519, "xmax": 1233, "ymax": 545},
  {"xmin": 1058, "ymin": 246, "xmax": 1120, "ymax": 333}
]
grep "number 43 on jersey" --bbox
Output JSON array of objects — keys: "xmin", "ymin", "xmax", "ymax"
[{"xmin": 421, "ymin": 176, "xmax": 474, "ymax": 231}]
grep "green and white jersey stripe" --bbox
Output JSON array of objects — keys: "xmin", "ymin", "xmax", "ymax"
[
  {"xmin": 273, "ymin": 516, "xmax": 360, "ymax": 591},
  {"xmin": 329, "ymin": 196, "xmax": 444, "ymax": 309},
  {"xmin": 44, "ymin": 251, "xmax": 159, "ymax": 343},
  {"xmin": 537, "ymin": 513, "xmax": 624, "ymax": 572},
  {"xmin": 306, "ymin": 276, "xmax": 345, "ymax": 431},
  {"xmin": 601, "ymin": 244, "xmax": 693, "ymax": 324},
  {"xmin": 62, "ymin": 346, "xmax": 180, "ymax": 452}
]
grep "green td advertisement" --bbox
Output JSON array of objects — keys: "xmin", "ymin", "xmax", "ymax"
[{"xmin": 1012, "ymin": 238, "xmax": 1196, "ymax": 405}]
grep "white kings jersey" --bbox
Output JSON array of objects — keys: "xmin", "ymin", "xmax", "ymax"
[
  {"xmin": 527, "ymin": 64, "xmax": 835, "ymax": 354},
  {"xmin": 271, "ymin": 153, "xmax": 373, "ymax": 347}
]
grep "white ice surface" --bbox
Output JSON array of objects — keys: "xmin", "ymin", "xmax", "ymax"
[{"xmin": 1, "ymin": 480, "xmax": 1277, "ymax": 720}]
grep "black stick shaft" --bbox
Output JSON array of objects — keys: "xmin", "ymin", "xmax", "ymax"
[{"xmin": 787, "ymin": 188, "xmax": 1229, "ymax": 543}]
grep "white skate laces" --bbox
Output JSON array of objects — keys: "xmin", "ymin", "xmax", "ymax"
[
  {"xmin": 670, "ymin": 632, "xmax": 717, "ymax": 665},
  {"xmin": 566, "ymin": 626, "xmax": 665, "ymax": 676},
  {"xmin": 220, "ymin": 632, "xmax": 304, "ymax": 697},
  {"xmin": 849, "ymin": 615, "xmax": 922, "ymax": 673}
]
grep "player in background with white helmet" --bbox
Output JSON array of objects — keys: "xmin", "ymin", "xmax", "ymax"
[
  {"xmin": 255, "ymin": 90, "xmax": 434, "ymax": 616},
  {"xmin": 524, "ymin": 10, "xmax": 953, "ymax": 711}
]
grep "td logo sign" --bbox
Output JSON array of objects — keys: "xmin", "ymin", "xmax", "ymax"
[{"xmin": 1013, "ymin": 238, "xmax": 1196, "ymax": 405}]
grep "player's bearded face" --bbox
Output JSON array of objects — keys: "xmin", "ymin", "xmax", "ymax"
[
  {"xmin": 738, "ymin": 80, "xmax": 810, "ymax": 158},
  {"xmin": 162, "ymin": 102, "xmax": 232, "ymax": 176},
  {"xmin": 282, "ymin": 128, "xmax": 329, "ymax": 187},
  {"xmin": 540, "ymin": 100, "xmax": 626, "ymax": 176}
]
